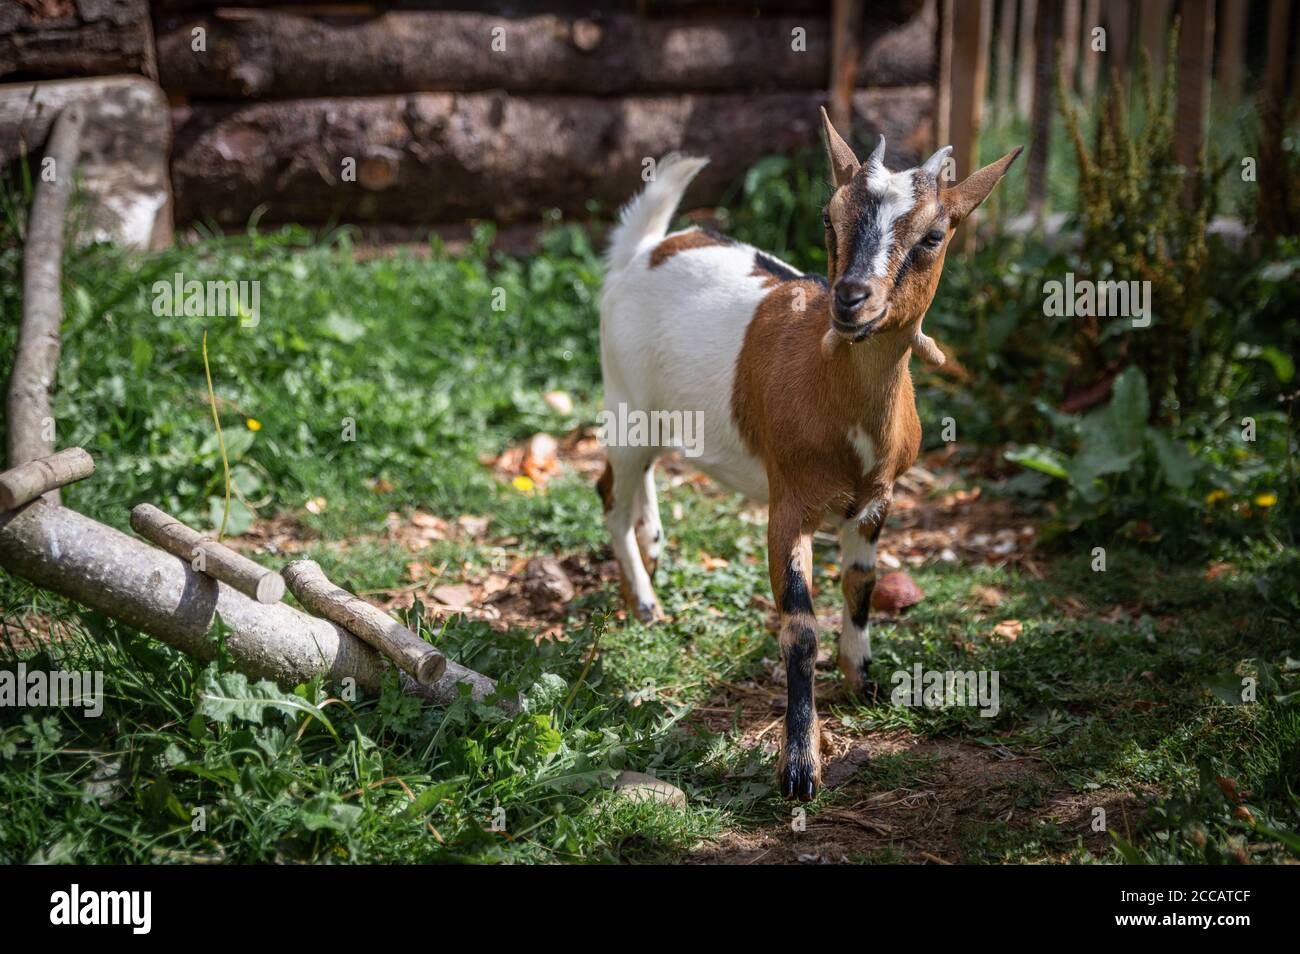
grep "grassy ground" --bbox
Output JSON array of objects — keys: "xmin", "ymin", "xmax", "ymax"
[{"xmin": 1, "ymin": 218, "xmax": 1296, "ymax": 865}]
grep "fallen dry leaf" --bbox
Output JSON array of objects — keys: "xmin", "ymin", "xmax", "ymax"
[
  {"xmin": 1204, "ymin": 562, "xmax": 1233, "ymax": 582},
  {"xmin": 991, "ymin": 619, "xmax": 1022, "ymax": 641},
  {"xmin": 970, "ymin": 584, "xmax": 1004, "ymax": 608},
  {"xmin": 701, "ymin": 553, "xmax": 731, "ymax": 571},
  {"xmin": 431, "ymin": 584, "xmax": 473, "ymax": 609}
]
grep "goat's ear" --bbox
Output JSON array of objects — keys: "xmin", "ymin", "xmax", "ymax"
[
  {"xmin": 819, "ymin": 106, "xmax": 860, "ymax": 188},
  {"xmin": 943, "ymin": 146, "xmax": 1024, "ymax": 223}
]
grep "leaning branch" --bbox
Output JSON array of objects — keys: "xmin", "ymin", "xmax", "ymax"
[
  {"xmin": 5, "ymin": 105, "xmax": 84, "ymax": 498},
  {"xmin": 283, "ymin": 559, "xmax": 447, "ymax": 686},
  {"xmin": 130, "ymin": 502, "xmax": 284, "ymax": 604},
  {"xmin": 0, "ymin": 447, "xmax": 94, "ymax": 511}
]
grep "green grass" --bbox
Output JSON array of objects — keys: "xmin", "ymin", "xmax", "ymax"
[{"xmin": 2, "ymin": 145, "xmax": 1298, "ymax": 863}]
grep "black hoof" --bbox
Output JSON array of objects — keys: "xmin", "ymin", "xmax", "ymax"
[{"xmin": 779, "ymin": 751, "xmax": 820, "ymax": 801}]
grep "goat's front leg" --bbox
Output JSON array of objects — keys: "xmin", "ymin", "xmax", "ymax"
[
  {"xmin": 838, "ymin": 500, "xmax": 888, "ymax": 700},
  {"xmin": 769, "ymin": 502, "xmax": 821, "ymax": 800}
]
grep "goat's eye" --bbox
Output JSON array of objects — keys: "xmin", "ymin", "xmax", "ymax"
[
  {"xmin": 922, "ymin": 227, "xmax": 945, "ymax": 248},
  {"xmin": 822, "ymin": 208, "xmax": 832, "ymax": 230}
]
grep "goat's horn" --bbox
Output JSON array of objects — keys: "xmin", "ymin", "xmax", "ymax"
[
  {"xmin": 868, "ymin": 135, "xmax": 886, "ymax": 170},
  {"xmin": 922, "ymin": 145, "xmax": 952, "ymax": 180},
  {"xmin": 911, "ymin": 329, "xmax": 945, "ymax": 367}
]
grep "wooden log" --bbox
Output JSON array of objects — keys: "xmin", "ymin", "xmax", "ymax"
[
  {"xmin": 6, "ymin": 104, "xmax": 83, "ymax": 502},
  {"xmin": 169, "ymin": 88, "xmax": 934, "ymax": 227},
  {"xmin": 130, "ymin": 503, "xmax": 285, "ymax": 605},
  {"xmin": 0, "ymin": 501, "xmax": 509, "ymax": 710},
  {"xmin": 284, "ymin": 559, "xmax": 448, "ymax": 687},
  {"xmin": 155, "ymin": 9, "xmax": 936, "ymax": 99},
  {"xmin": 0, "ymin": 77, "xmax": 174, "ymax": 248},
  {"xmin": 0, "ymin": 0, "xmax": 156, "ymax": 81},
  {"xmin": 0, "ymin": 448, "xmax": 94, "ymax": 511},
  {"xmin": 1173, "ymin": 0, "xmax": 1214, "ymax": 208}
]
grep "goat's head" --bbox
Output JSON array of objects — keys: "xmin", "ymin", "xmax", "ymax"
[{"xmin": 818, "ymin": 107, "xmax": 1021, "ymax": 357}]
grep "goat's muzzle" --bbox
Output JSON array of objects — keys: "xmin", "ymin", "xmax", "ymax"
[{"xmin": 830, "ymin": 277, "xmax": 889, "ymax": 341}]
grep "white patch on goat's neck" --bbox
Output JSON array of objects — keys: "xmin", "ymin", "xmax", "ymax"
[
  {"xmin": 848, "ymin": 424, "xmax": 876, "ymax": 478},
  {"xmin": 865, "ymin": 164, "xmax": 916, "ymax": 279}
]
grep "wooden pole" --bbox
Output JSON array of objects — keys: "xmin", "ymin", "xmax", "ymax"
[
  {"xmin": 1137, "ymin": 0, "xmax": 1174, "ymax": 79},
  {"xmin": 994, "ymin": 0, "xmax": 1018, "ymax": 124},
  {"xmin": 6, "ymin": 105, "xmax": 84, "ymax": 501},
  {"xmin": 1216, "ymin": 0, "xmax": 1247, "ymax": 104},
  {"xmin": 1015, "ymin": 0, "xmax": 1038, "ymax": 119},
  {"xmin": 951, "ymin": 0, "xmax": 993, "ymax": 248},
  {"xmin": 1258, "ymin": 0, "xmax": 1295, "ymax": 238},
  {"xmin": 1059, "ymin": 0, "xmax": 1080, "ymax": 95},
  {"xmin": 0, "ymin": 448, "xmax": 94, "ymax": 511},
  {"xmin": 283, "ymin": 559, "xmax": 448, "ymax": 687},
  {"xmin": 1079, "ymin": 0, "xmax": 1101, "ymax": 97},
  {"xmin": 1174, "ymin": 0, "xmax": 1215, "ymax": 208},
  {"xmin": 828, "ymin": 0, "xmax": 865, "ymax": 133},
  {"xmin": 1027, "ymin": 0, "xmax": 1061, "ymax": 218},
  {"xmin": 130, "ymin": 503, "xmax": 285, "ymax": 605},
  {"xmin": 935, "ymin": 0, "xmax": 954, "ymax": 147},
  {"xmin": 1102, "ymin": 0, "xmax": 1131, "ymax": 87},
  {"xmin": 0, "ymin": 501, "xmax": 508, "ymax": 709}
]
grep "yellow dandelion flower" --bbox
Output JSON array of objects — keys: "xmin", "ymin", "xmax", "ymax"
[
  {"xmin": 1253, "ymin": 492, "xmax": 1277, "ymax": 508},
  {"xmin": 1204, "ymin": 489, "xmax": 1227, "ymax": 505},
  {"xmin": 246, "ymin": 418, "xmax": 261, "ymax": 432},
  {"xmin": 511, "ymin": 475, "xmax": 535, "ymax": 493}
]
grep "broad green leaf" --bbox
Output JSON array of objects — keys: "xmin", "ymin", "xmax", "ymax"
[
  {"xmin": 1148, "ymin": 430, "xmax": 1197, "ymax": 489},
  {"xmin": 198, "ymin": 668, "xmax": 336, "ymax": 736}
]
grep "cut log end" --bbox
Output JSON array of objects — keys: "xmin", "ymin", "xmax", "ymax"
[
  {"xmin": 416, "ymin": 652, "xmax": 449, "ymax": 685},
  {"xmin": 255, "ymin": 571, "xmax": 286, "ymax": 605}
]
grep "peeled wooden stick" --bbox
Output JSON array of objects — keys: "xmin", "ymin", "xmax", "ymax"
[
  {"xmin": 130, "ymin": 503, "xmax": 285, "ymax": 605},
  {"xmin": 0, "ymin": 447, "xmax": 94, "ymax": 511},
  {"xmin": 283, "ymin": 559, "xmax": 447, "ymax": 686}
]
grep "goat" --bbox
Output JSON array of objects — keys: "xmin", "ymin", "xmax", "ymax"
[{"xmin": 598, "ymin": 109, "xmax": 1021, "ymax": 799}]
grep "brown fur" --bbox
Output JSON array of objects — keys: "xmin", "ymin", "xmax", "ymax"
[
  {"xmin": 649, "ymin": 228, "xmax": 730, "ymax": 268},
  {"xmin": 724, "ymin": 129, "xmax": 1021, "ymax": 799}
]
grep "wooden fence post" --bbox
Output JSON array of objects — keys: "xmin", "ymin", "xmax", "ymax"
[
  {"xmin": 1174, "ymin": 0, "xmax": 1215, "ymax": 208},
  {"xmin": 951, "ymin": 0, "xmax": 993, "ymax": 247}
]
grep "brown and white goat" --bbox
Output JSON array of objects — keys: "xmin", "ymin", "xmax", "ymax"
[{"xmin": 598, "ymin": 109, "xmax": 1021, "ymax": 799}]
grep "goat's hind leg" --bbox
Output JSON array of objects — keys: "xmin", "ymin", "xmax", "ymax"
[
  {"xmin": 633, "ymin": 461, "xmax": 664, "ymax": 578},
  {"xmin": 597, "ymin": 449, "xmax": 664, "ymax": 624},
  {"xmin": 838, "ymin": 502, "xmax": 889, "ymax": 701}
]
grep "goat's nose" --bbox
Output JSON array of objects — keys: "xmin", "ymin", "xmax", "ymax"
[{"xmin": 834, "ymin": 279, "xmax": 868, "ymax": 310}]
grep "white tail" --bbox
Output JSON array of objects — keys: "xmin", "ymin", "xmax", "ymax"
[{"xmin": 605, "ymin": 153, "xmax": 709, "ymax": 273}]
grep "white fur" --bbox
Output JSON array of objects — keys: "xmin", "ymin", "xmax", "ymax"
[
  {"xmin": 864, "ymin": 167, "xmax": 917, "ymax": 279},
  {"xmin": 602, "ymin": 215, "xmax": 799, "ymax": 503},
  {"xmin": 839, "ymin": 522, "xmax": 877, "ymax": 667},
  {"xmin": 848, "ymin": 425, "xmax": 876, "ymax": 477}
]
